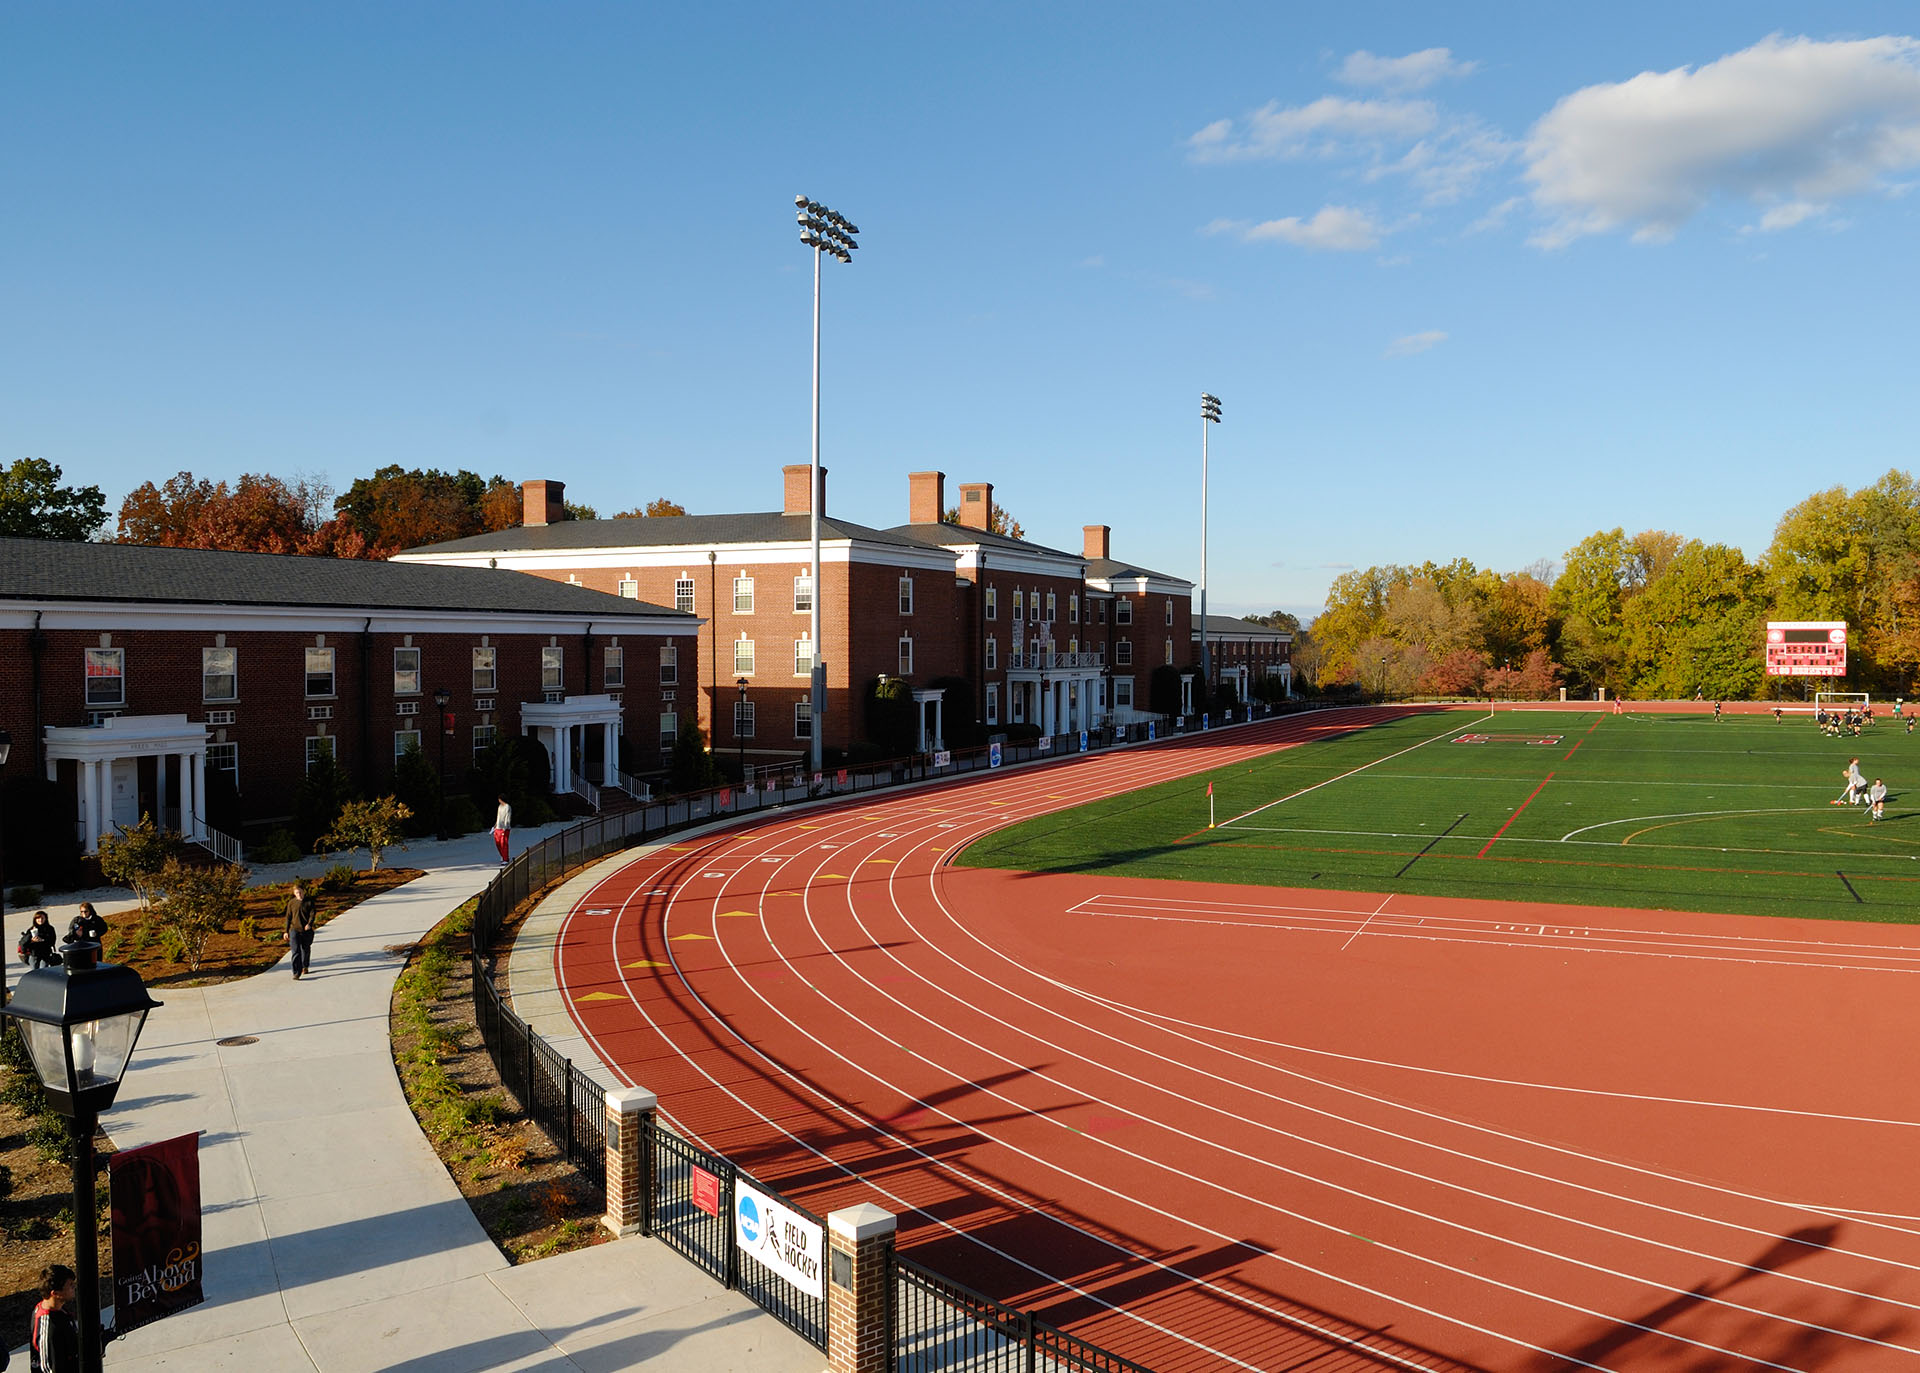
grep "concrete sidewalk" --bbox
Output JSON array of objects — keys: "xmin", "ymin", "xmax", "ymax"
[{"xmin": 11, "ymin": 827, "xmax": 820, "ymax": 1371}]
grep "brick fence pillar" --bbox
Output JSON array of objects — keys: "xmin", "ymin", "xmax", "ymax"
[
  {"xmin": 826, "ymin": 1203, "xmax": 896, "ymax": 1373},
  {"xmin": 601, "ymin": 1085, "xmax": 656, "ymax": 1237}
]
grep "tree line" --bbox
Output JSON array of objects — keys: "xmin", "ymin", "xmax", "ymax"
[
  {"xmin": 0, "ymin": 457, "xmax": 686, "ymax": 557},
  {"xmin": 1292, "ymin": 470, "xmax": 1920, "ymax": 701}
]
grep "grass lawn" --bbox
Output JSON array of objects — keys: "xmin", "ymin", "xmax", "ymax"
[{"xmin": 957, "ymin": 708, "xmax": 1920, "ymax": 922}]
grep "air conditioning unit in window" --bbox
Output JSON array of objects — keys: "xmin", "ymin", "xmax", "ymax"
[
  {"xmin": 308, "ymin": 705, "xmax": 333, "ymax": 721},
  {"xmin": 474, "ymin": 698, "xmax": 495, "ymax": 711},
  {"xmin": 206, "ymin": 710, "xmax": 236, "ymax": 726},
  {"xmin": 544, "ymin": 691, "xmax": 565, "ymax": 704},
  {"xmin": 396, "ymin": 701, "xmax": 419, "ymax": 716}
]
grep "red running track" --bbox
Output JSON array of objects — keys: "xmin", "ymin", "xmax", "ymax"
[{"xmin": 554, "ymin": 709, "xmax": 1920, "ymax": 1372}]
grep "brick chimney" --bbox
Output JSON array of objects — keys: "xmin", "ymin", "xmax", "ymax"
[
  {"xmin": 1083, "ymin": 524, "xmax": 1110, "ymax": 560},
  {"xmin": 955, "ymin": 482, "xmax": 993, "ymax": 531},
  {"xmin": 522, "ymin": 479, "xmax": 567, "ymax": 526},
  {"xmin": 783, "ymin": 464, "xmax": 826, "ymax": 517},
  {"xmin": 908, "ymin": 471, "xmax": 946, "ymax": 525}
]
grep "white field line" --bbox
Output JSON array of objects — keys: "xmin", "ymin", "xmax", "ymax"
[{"xmin": 1218, "ymin": 710, "xmax": 1490, "ymax": 831}]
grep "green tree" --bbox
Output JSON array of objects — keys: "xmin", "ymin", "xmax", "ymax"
[
  {"xmin": 864, "ymin": 677, "xmax": 917, "ymax": 756},
  {"xmin": 317, "ymin": 796, "xmax": 413, "ymax": 870},
  {"xmin": 1312, "ymin": 565, "xmax": 1404, "ymax": 682},
  {"xmin": 152, "ymin": 859, "xmax": 246, "ymax": 972},
  {"xmin": 942, "ymin": 502, "xmax": 1026, "ymax": 540},
  {"xmin": 1622, "ymin": 541, "xmax": 1769, "ymax": 699},
  {"xmin": 928, "ymin": 675, "xmax": 982, "ymax": 747},
  {"xmin": 391, "ymin": 741, "xmax": 444, "ymax": 838},
  {"xmin": 0, "ymin": 458, "xmax": 107, "ymax": 540},
  {"xmin": 333, "ymin": 465, "xmax": 508, "ymax": 555},
  {"xmin": 96, "ymin": 813, "xmax": 186, "ymax": 910},
  {"xmin": 612, "ymin": 498, "xmax": 690, "ymax": 518},
  {"xmin": 1147, "ymin": 664, "xmax": 1184, "ymax": 715},
  {"xmin": 1550, "ymin": 529, "xmax": 1641, "ymax": 694},
  {"xmin": 665, "ymin": 717, "xmax": 724, "ymax": 794},
  {"xmin": 293, "ymin": 749, "xmax": 356, "ymax": 849}
]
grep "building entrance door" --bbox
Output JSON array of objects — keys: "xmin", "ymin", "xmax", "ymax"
[{"xmin": 111, "ymin": 758, "xmax": 139, "ymax": 829}]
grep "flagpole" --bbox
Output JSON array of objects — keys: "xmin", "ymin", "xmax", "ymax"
[{"xmin": 1208, "ymin": 782, "xmax": 1215, "ymax": 829}]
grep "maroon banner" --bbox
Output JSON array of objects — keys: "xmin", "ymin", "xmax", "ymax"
[{"xmin": 109, "ymin": 1132, "xmax": 204, "ymax": 1335}]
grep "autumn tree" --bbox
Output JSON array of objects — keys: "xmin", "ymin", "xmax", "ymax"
[
  {"xmin": 611, "ymin": 498, "xmax": 690, "ymax": 518},
  {"xmin": 117, "ymin": 470, "xmax": 370, "ymax": 556},
  {"xmin": 942, "ymin": 502, "xmax": 1026, "ymax": 540},
  {"xmin": 333, "ymin": 466, "xmax": 509, "ymax": 555},
  {"xmin": 0, "ymin": 458, "xmax": 107, "ymax": 540},
  {"xmin": 1621, "ymin": 541, "xmax": 1768, "ymax": 700}
]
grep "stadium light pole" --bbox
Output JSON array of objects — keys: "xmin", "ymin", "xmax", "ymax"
[
  {"xmin": 796, "ymin": 195, "xmax": 859, "ymax": 777},
  {"xmin": 1199, "ymin": 394, "xmax": 1221, "ymax": 692}
]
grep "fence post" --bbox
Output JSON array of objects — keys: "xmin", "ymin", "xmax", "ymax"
[
  {"xmin": 826, "ymin": 1203, "xmax": 896, "ymax": 1373},
  {"xmin": 601, "ymin": 1085, "xmax": 657, "ymax": 1237},
  {"xmin": 563, "ymin": 1058, "xmax": 574, "ymax": 1167}
]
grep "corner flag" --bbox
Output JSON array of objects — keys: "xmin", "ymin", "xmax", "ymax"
[{"xmin": 1206, "ymin": 780, "xmax": 1215, "ymax": 828}]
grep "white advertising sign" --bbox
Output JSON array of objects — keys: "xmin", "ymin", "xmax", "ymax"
[{"xmin": 734, "ymin": 1181, "xmax": 823, "ymax": 1298}]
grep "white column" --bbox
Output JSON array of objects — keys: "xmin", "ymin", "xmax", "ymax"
[
  {"xmin": 933, "ymin": 698, "xmax": 943, "ymax": 751},
  {"xmin": 603, "ymin": 720, "xmax": 617, "ymax": 783},
  {"xmin": 1039, "ymin": 685, "xmax": 1051, "ymax": 735},
  {"xmin": 195, "ymin": 750, "xmax": 209, "ymax": 838},
  {"xmin": 915, "ymin": 703, "xmax": 927, "ymax": 754},
  {"xmin": 83, "ymin": 759, "xmax": 103, "ymax": 854}
]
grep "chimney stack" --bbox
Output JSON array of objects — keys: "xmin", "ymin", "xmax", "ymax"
[
  {"xmin": 522, "ymin": 479, "xmax": 567, "ymax": 526},
  {"xmin": 956, "ymin": 482, "xmax": 994, "ymax": 531},
  {"xmin": 908, "ymin": 471, "xmax": 946, "ymax": 525},
  {"xmin": 782, "ymin": 464, "xmax": 826, "ymax": 517},
  {"xmin": 1083, "ymin": 525, "xmax": 1110, "ymax": 561}
]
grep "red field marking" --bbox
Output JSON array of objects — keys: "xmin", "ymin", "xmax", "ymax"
[
  {"xmin": 1562, "ymin": 716, "xmax": 1604, "ymax": 761},
  {"xmin": 551, "ymin": 708, "xmax": 1920, "ymax": 1372},
  {"xmin": 1475, "ymin": 771, "xmax": 1556, "ymax": 858}
]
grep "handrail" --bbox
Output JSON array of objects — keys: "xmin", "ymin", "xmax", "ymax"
[{"xmin": 569, "ymin": 774, "xmax": 600, "ymax": 812}]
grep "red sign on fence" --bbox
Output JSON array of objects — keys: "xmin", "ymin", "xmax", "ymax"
[{"xmin": 690, "ymin": 1165, "xmax": 720, "ymax": 1217}]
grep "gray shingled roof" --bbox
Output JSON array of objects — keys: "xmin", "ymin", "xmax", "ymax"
[
  {"xmin": 405, "ymin": 512, "xmax": 948, "ymax": 556},
  {"xmin": 1085, "ymin": 555, "xmax": 1191, "ymax": 588},
  {"xmin": 882, "ymin": 521, "xmax": 1084, "ymax": 562},
  {"xmin": 0, "ymin": 537, "xmax": 695, "ymax": 621},
  {"xmin": 1198, "ymin": 613, "xmax": 1292, "ymax": 638}
]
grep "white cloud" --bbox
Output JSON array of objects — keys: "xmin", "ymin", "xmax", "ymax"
[
  {"xmin": 1207, "ymin": 206, "xmax": 1383, "ymax": 251},
  {"xmin": 1467, "ymin": 195, "xmax": 1525, "ymax": 234},
  {"xmin": 1337, "ymin": 48, "xmax": 1478, "ymax": 92},
  {"xmin": 1525, "ymin": 34, "xmax": 1920, "ymax": 246},
  {"xmin": 1188, "ymin": 96, "xmax": 1435, "ymax": 163},
  {"xmin": 1754, "ymin": 200, "xmax": 1823, "ymax": 231},
  {"xmin": 1385, "ymin": 330, "xmax": 1448, "ymax": 357},
  {"xmin": 1077, "ymin": 254, "xmax": 1106, "ymax": 268}
]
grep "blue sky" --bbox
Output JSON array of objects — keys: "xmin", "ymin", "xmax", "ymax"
[{"xmin": 6, "ymin": 4, "xmax": 1919, "ymax": 621}]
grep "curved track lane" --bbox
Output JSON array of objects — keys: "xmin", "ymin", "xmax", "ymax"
[{"xmin": 554, "ymin": 710, "xmax": 1920, "ymax": 1372}]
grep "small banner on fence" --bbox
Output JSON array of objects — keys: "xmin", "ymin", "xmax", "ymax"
[
  {"xmin": 1202, "ymin": 713, "xmax": 1209, "ymax": 730},
  {"xmin": 989, "ymin": 741, "xmax": 1002, "ymax": 768},
  {"xmin": 933, "ymin": 750, "xmax": 951, "ymax": 767},
  {"xmin": 719, "ymin": 786, "xmax": 732, "ymax": 808},
  {"xmin": 691, "ymin": 1165, "xmax": 721, "ymax": 1217},
  {"xmin": 1038, "ymin": 736, "xmax": 1052, "ymax": 754},
  {"xmin": 836, "ymin": 768, "xmax": 848, "ymax": 785},
  {"xmin": 735, "ymin": 1180, "xmax": 823, "ymax": 1298},
  {"xmin": 1148, "ymin": 721, "xmax": 1155, "ymax": 740},
  {"xmin": 109, "ymin": 1131, "xmax": 204, "ymax": 1336},
  {"xmin": 1079, "ymin": 730, "xmax": 1088, "ymax": 752}
]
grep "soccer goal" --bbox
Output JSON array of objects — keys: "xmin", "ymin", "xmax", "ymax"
[{"xmin": 1814, "ymin": 691, "xmax": 1871, "ymax": 716}]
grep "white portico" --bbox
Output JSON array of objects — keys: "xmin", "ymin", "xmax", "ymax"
[
  {"xmin": 519, "ymin": 694, "xmax": 623, "ymax": 794},
  {"xmin": 44, "ymin": 714, "xmax": 210, "ymax": 854},
  {"xmin": 911, "ymin": 687, "xmax": 945, "ymax": 754}
]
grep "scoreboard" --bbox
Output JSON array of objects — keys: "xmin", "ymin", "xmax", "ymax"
[{"xmin": 1765, "ymin": 621, "xmax": 1847, "ymax": 677}]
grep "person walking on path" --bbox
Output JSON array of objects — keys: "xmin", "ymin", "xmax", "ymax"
[
  {"xmin": 29, "ymin": 1263, "xmax": 79, "ymax": 1372},
  {"xmin": 492, "ymin": 794, "xmax": 512, "ymax": 865},
  {"xmin": 64, "ymin": 901, "xmax": 107, "ymax": 948},
  {"xmin": 1870, "ymin": 777, "xmax": 1889, "ymax": 823},
  {"xmin": 18, "ymin": 911, "xmax": 59, "ymax": 970},
  {"xmin": 283, "ymin": 878, "xmax": 317, "ymax": 979}
]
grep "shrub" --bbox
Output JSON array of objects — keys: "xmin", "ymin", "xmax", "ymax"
[
  {"xmin": 96, "ymin": 813, "xmax": 186, "ymax": 910},
  {"xmin": 152, "ymin": 859, "xmax": 246, "ymax": 972},
  {"xmin": 250, "ymin": 828, "xmax": 302, "ymax": 865},
  {"xmin": 316, "ymin": 795, "xmax": 413, "ymax": 871},
  {"xmin": 392, "ymin": 741, "xmax": 444, "ymax": 838},
  {"xmin": 664, "ymin": 717, "xmax": 723, "ymax": 795},
  {"xmin": 928, "ymin": 675, "xmax": 982, "ymax": 748},
  {"xmin": 1147, "ymin": 664, "xmax": 1184, "ymax": 717},
  {"xmin": 864, "ymin": 676, "xmax": 916, "ymax": 757},
  {"xmin": 7, "ymin": 885, "xmax": 41, "ymax": 908},
  {"xmin": 444, "ymin": 796, "xmax": 484, "ymax": 836},
  {"xmin": 292, "ymin": 750, "xmax": 355, "ymax": 849},
  {"xmin": 319, "ymin": 863, "xmax": 357, "ymax": 892}
]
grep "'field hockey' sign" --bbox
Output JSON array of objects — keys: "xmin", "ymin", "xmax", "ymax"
[{"xmin": 735, "ymin": 1180, "xmax": 824, "ymax": 1298}]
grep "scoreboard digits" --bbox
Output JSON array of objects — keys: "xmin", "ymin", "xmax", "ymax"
[{"xmin": 1764, "ymin": 621, "xmax": 1847, "ymax": 677}]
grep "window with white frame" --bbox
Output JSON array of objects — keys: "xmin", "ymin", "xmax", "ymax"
[
  {"xmin": 794, "ymin": 637, "xmax": 814, "ymax": 676},
  {"xmin": 793, "ymin": 574, "xmax": 812, "ymax": 612},
  {"xmin": 1116, "ymin": 598, "xmax": 1133, "ymax": 625},
  {"xmin": 394, "ymin": 728, "xmax": 423, "ymax": 761},
  {"xmin": 734, "ymin": 637, "xmax": 755, "ymax": 675},
  {"xmin": 733, "ymin": 575, "xmax": 754, "ymax": 613},
  {"xmin": 202, "ymin": 647, "xmax": 237, "ymax": 702},
  {"xmin": 1069, "ymin": 594, "xmax": 1078, "ymax": 623},
  {"xmin": 1165, "ymin": 600, "xmax": 1174, "ymax": 625},
  {"xmin": 659, "ymin": 644, "xmax": 677, "ymax": 684},
  {"xmin": 986, "ymin": 683, "xmax": 999, "ymax": 725},
  {"xmin": 1116, "ymin": 639, "xmax": 1132, "ymax": 666},
  {"xmin": 604, "ymin": 646, "xmax": 624, "ymax": 688},
  {"xmin": 472, "ymin": 646, "xmax": 496, "ymax": 692},
  {"xmin": 207, "ymin": 741, "xmax": 238, "ymax": 785},
  {"xmin": 1012, "ymin": 688, "xmax": 1025, "ymax": 722},
  {"xmin": 1114, "ymin": 678, "xmax": 1134, "ymax": 709},
  {"xmin": 898, "ymin": 575, "xmax": 914, "ymax": 615},
  {"xmin": 304, "ymin": 647, "xmax": 335, "ymax": 698},
  {"xmin": 985, "ymin": 586, "xmax": 997, "ymax": 620},
  {"xmin": 541, "ymin": 646, "xmax": 564, "ymax": 691},
  {"xmin": 1011, "ymin": 589, "xmax": 1023, "ymax": 621},
  {"xmin": 674, "ymin": 577, "xmax": 695, "ymax": 613},
  {"xmin": 733, "ymin": 699, "xmax": 755, "ymax": 739},
  {"xmin": 84, "ymin": 647, "xmax": 126, "ymax": 707},
  {"xmin": 1045, "ymin": 592, "xmax": 1056, "ymax": 622},
  {"xmin": 898, "ymin": 636, "xmax": 914, "ymax": 676},
  {"xmin": 393, "ymin": 646, "xmax": 421, "ymax": 696},
  {"xmin": 793, "ymin": 699, "xmax": 812, "ymax": 739},
  {"xmin": 472, "ymin": 723, "xmax": 497, "ymax": 760},
  {"xmin": 305, "ymin": 735, "xmax": 336, "ymax": 772},
  {"xmin": 985, "ymin": 637, "xmax": 997, "ymax": 670},
  {"xmin": 617, "ymin": 577, "xmax": 638, "ymax": 599},
  {"xmin": 659, "ymin": 711, "xmax": 679, "ymax": 752},
  {"xmin": 1165, "ymin": 638, "xmax": 1174, "ymax": 665},
  {"xmin": 1098, "ymin": 600, "xmax": 1107, "ymax": 623}
]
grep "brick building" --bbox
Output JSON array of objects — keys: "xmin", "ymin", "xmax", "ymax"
[
  {"xmin": 1194, "ymin": 614, "xmax": 1293, "ymax": 703},
  {"xmin": 0, "ymin": 538, "xmax": 696, "ymax": 853},
  {"xmin": 396, "ymin": 471, "xmax": 1193, "ymax": 762}
]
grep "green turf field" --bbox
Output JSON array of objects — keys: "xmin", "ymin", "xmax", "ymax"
[{"xmin": 957, "ymin": 709, "xmax": 1920, "ymax": 922}]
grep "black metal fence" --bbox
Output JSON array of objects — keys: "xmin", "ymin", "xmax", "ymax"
[
  {"xmin": 892, "ymin": 1253, "xmax": 1156, "ymax": 1373},
  {"xmin": 459, "ymin": 701, "xmax": 1348, "ymax": 1367}
]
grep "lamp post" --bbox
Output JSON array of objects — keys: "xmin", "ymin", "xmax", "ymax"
[
  {"xmin": 4, "ymin": 940, "xmax": 161, "ymax": 1372},
  {"xmin": 735, "ymin": 677, "xmax": 748, "ymax": 788},
  {"xmin": 431, "ymin": 686, "xmax": 452, "ymax": 840},
  {"xmin": 796, "ymin": 194, "xmax": 859, "ymax": 779},
  {"xmin": 1199, "ymin": 394, "xmax": 1221, "ymax": 692},
  {"xmin": 1379, "ymin": 657, "xmax": 1388, "ymax": 704}
]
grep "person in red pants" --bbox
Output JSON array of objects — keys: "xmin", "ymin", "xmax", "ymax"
[{"xmin": 492, "ymin": 794, "xmax": 513, "ymax": 864}]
